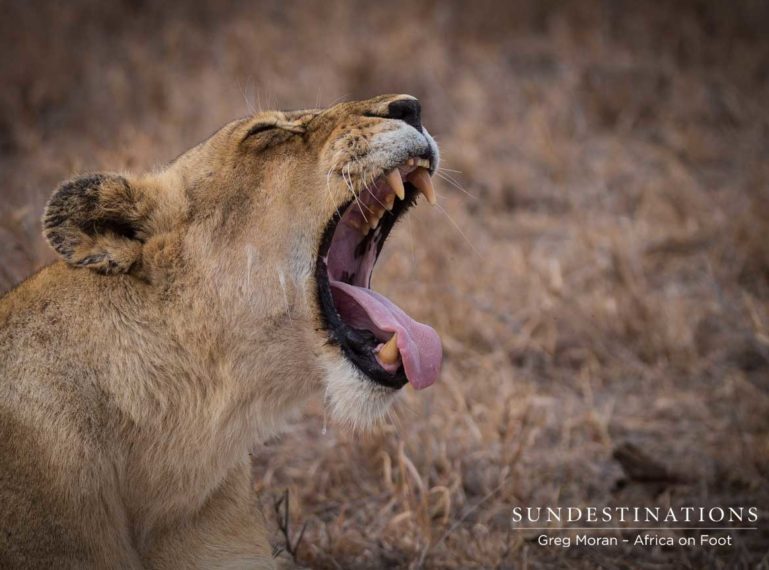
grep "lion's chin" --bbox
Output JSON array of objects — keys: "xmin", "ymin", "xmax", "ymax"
[{"xmin": 321, "ymin": 357, "xmax": 400, "ymax": 430}]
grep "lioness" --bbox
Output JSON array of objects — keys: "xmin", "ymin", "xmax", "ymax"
[{"xmin": 0, "ymin": 95, "xmax": 442, "ymax": 568}]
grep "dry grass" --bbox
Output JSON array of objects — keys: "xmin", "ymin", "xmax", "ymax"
[{"xmin": 2, "ymin": 1, "xmax": 769, "ymax": 567}]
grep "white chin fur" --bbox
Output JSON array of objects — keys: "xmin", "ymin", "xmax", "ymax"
[{"xmin": 322, "ymin": 357, "xmax": 399, "ymax": 430}]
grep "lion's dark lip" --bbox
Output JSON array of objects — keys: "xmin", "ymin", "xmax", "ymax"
[{"xmin": 315, "ymin": 184, "xmax": 420, "ymax": 390}]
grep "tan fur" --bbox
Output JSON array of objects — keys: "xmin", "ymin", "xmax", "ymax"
[{"xmin": 0, "ymin": 95, "xmax": 438, "ymax": 568}]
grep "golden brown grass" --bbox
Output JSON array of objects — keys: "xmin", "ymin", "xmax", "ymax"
[{"xmin": 1, "ymin": 1, "xmax": 768, "ymax": 567}]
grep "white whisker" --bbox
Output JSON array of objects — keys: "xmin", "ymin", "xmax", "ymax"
[
  {"xmin": 437, "ymin": 170, "xmax": 477, "ymax": 200},
  {"xmin": 434, "ymin": 201, "xmax": 481, "ymax": 257},
  {"xmin": 342, "ymin": 163, "xmax": 368, "ymax": 221},
  {"xmin": 352, "ymin": 157, "xmax": 382, "ymax": 215},
  {"xmin": 239, "ymin": 78, "xmax": 256, "ymax": 115},
  {"xmin": 358, "ymin": 162, "xmax": 389, "ymax": 212},
  {"xmin": 405, "ymin": 213, "xmax": 418, "ymax": 273},
  {"xmin": 325, "ymin": 166, "xmax": 343, "ymax": 220}
]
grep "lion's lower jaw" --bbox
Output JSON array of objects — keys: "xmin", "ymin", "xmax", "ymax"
[{"xmin": 322, "ymin": 358, "xmax": 400, "ymax": 430}]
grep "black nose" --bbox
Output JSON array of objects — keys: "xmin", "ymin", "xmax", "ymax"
[{"xmin": 387, "ymin": 98, "xmax": 422, "ymax": 131}]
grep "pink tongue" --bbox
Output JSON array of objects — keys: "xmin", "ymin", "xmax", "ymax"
[{"xmin": 329, "ymin": 280, "xmax": 442, "ymax": 390}]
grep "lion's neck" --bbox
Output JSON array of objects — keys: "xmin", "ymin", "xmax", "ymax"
[{"xmin": 106, "ymin": 281, "xmax": 319, "ymax": 538}]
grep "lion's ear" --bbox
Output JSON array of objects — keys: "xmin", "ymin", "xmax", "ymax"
[{"xmin": 43, "ymin": 173, "xmax": 154, "ymax": 274}]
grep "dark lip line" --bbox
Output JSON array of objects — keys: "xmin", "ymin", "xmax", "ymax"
[{"xmin": 315, "ymin": 183, "xmax": 421, "ymax": 390}]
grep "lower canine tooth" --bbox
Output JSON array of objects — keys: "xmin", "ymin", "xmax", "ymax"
[
  {"xmin": 386, "ymin": 170, "xmax": 405, "ymax": 200},
  {"xmin": 410, "ymin": 168, "xmax": 437, "ymax": 205},
  {"xmin": 378, "ymin": 333, "xmax": 400, "ymax": 365},
  {"xmin": 346, "ymin": 217, "xmax": 362, "ymax": 231}
]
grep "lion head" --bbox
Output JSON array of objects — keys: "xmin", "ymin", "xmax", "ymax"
[{"xmin": 42, "ymin": 94, "xmax": 442, "ymax": 430}]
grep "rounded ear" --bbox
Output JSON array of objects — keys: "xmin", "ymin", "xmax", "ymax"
[{"xmin": 43, "ymin": 173, "xmax": 153, "ymax": 274}]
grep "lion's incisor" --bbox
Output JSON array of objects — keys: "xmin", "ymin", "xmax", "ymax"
[{"xmin": 0, "ymin": 94, "xmax": 440, "ymax": 568}]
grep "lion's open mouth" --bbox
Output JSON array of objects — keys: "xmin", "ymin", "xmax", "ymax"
[{"xmin": 316, "ymin": 157, "xmax": 442, "ymax": 390}]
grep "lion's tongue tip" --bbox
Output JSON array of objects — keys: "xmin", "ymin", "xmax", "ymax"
[
  {"xmin": 329, "ymin": 280, "xmax": 443, "ymax": 387},
  {"xmin": 407, "ymin": 370, "xmax": 439, "ymax": 390},
  {"xmin": 399, "ymin": 328, "xmax": 442, "ymax": 390}
]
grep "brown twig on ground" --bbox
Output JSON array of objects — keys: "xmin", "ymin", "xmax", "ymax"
[{"xmin": 273, "ymin": 489, "xmax": 308, "ymax": 563}]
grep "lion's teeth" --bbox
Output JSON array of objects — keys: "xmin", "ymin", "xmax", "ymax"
[
  {"xmin": 378, "ymin": 333, "xmax": 400, "ymax": 364},
  {"xmin": 372, "ymin": 207, "xmax": 387, "ymax": 229},
  {"xmin": 386, "ymin": 169, "xmax": 405, "ymax": 200},
  {"xmin": 404, "ymin": 158, "xmax": 430, "ymax": 169},
  {"xmin": 384, "ymin": 193, "xmax": 395, "ymax": 211},
  {"xmin": 410, "ymin": 168, "xmax": 437, "ymax": 205},
  {"xmin": 346, "ymin": 217, "xmax": 362, "ymax": 231}
]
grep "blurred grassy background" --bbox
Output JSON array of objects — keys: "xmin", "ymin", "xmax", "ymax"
[{"xmin": 2, "ymin": 0, "xmax": 769, "ymax": 567}]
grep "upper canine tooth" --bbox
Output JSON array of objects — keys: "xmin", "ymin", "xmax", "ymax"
[
  {"xmin": 384, "ymin": 193, "xmax": 395, "ymax": 211},
  {"xmin": 378, "ymin": 333, "xmax": 400, "ymax": 365},
  {"xmin": 410, "ymin": 168, "xmax": 437, "ymax": 205},
  {"xmin": 386, "ymin": 169, "xmax": 405, "ymax": 200}
]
